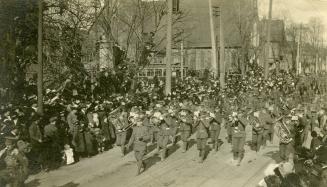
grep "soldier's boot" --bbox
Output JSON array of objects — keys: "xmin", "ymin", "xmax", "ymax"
[
  {"xmin": 182, "ymin": 141, "xmax": 187, "ymax": 153},
  {"xmin": 155, "ymin": 145, "xmax": 160, "ymax": 153},
  {"xmin": 136, "ymin": 161, "xmax": 142, "ymax": 176},
  {"xmin": 172, "ymin": 136, "xmax": 177, "ymax": 145},
  {"xmin": 161, "ymin": 148, "xmax": 167, "ymax": 161},
  {"xmin": 150, "ymin": 134, "xmax": 155, "ymax": 145},
  {"xmin": 232, "ymin": 152, "xmax": 238, "ymax": 164},
  {"xmin": 237, "ymin": 153, "xmax": 244, "ymax": 166},
  {"xmin": 198, "ymin": 150, "xmax": 205, "ymax": 163},
  {"xmin": 121, "ymin": 146, "xmax": 125, "ymax": 156},
  {"xmin": 214, "ymin": 141, "xmax": 219, "ymax": 152},
  {"xmin": 228, "ymin": 135, "xmax": 232, "ymax": 143}
]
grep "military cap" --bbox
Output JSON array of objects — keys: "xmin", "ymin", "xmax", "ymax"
[{"xmin": 291, "ymin": 116, "xmax": 299, "ymax": 121}]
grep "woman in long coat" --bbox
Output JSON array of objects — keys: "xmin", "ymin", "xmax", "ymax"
[
  {"xmin": 72, "ymin": 122, "xmax": 96, "ymax": 158},
  {"xmin": 101, "ymin": 115, "xmax": 116, "ymax": 150}
]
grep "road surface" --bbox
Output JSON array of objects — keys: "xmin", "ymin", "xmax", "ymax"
[{"xmin": 26, "ymin": 126, "xmax": 280, "ymax": 187}]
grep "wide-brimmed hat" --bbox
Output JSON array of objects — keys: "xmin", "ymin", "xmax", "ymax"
[{"xmin": 5, "ymin": 135, "xmax": 18, "ymax": 144}]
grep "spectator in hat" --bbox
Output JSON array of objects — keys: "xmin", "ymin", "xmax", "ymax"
[
  {"xmin": 102, "ymin": 114, "xmax": 116, "ymax": 151},
  {"xmin": 43, "ymin": 116, "xmax": 61, "ymax": 170},
  {"xmin": 67, "ymin": 106, "xmax": 78, "ymax": 133},
  {"xmin": 28, "ymin": 114, "xmax": 43, "ymax": 172},
  {"xmin": 0, "ymin": 135, "xmax": 28, "ymax": 187}
]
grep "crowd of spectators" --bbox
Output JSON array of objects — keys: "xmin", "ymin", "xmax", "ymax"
[{"xmin": 0, "ymin": 66, "xmax": 326, "ymax": 186}]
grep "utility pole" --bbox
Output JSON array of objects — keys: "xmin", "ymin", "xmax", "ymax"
[
  {"xmin": 94, "ymin": 0, "xmax": 100, "ymax": 71},
  {"xmin": 37, "ymin": 0, "xmax": 43, "ymax": 115},
  {"xmin": 219, "ymin": 5, "xmax": 225, "ymax": 89},
  {"xmin": 165, "ymin": 0, "xmax": 173, "ymax": 95},
  {"xmin": 264, "ymin": 0, "xmax": 273, "ymax": 79},
  {"xmin": 209, "ymin": 0, "xmax": 218, "ymax": 77},
  {"xmin": 296, "ymin": 25, "xmax": 302, "ymax": 75},
  {"xmin": 180, "ymin": 35, "xmax": 184, "ymax": 80},
  {"xmin": 315, "ymin": 27, "xmax": 320, "ymax": 74}
]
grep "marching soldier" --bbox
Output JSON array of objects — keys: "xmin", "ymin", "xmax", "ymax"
[
  {"xmin": 209, "ymin": 109, "xmax": 222, "ymax": 151},
  {"xmin": 127, "ymin": 113, "xmax": 150, "ymax": 176},
  {"xmin": 261, "ymin": 107, "xmax": 274, "ymax": 148},
  {"xmin": 231, "ymin": 108, "xmax": 248, "ymax": 166},
  {"xmin": 250, "ymin": 111, "xmax": 264, "ymax": 152},
  {"xmin": 165, "ymin": 107, "xmax": 179, "ymax": 145},
  {"xmin": 149, "ymin": 104, "xmax": 162, "ymax": 144},
  {"xmin": 226, "ymin": 106, "xmax": 236, "ymax": 144},
  {"xmin": 154, "ymin": 111, "xmax": 170, "ymax": 161},
  {"xmin": 193, "ymin": 111, "xmax": 210, "ymax": 163},
  {"xmin": 178, "ymin": 108, "xmax": 193, "ymax": 153},
  {"xmin": 114, "ymin": 111, "xmax": 129, "ymax": 156},
  {"xmin": 275, "ymin": 115, "xmax": 296, "ymax": 162}
]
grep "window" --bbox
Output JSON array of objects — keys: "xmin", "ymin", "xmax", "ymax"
[
  {"xmin": 163, "ymin": 69, "xmax": 166, "ymax": 77},
  {"xmin": 155, "ymin": 69, "xmax": 163, "ymax": 77},
  {"xmin": 138, "ymin": 69, "xmax": 146, "ymax": 77},
  {"xmin": 147, "ymin": 69, "xmax": 154, "ymax": 77},
  {"xmin": 173, "ymin": 0, "xmax": 180, "ymax": 13}
]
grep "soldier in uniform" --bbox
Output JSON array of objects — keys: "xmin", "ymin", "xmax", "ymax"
[
  {"xmin": 225, "ymin": 106, "xmax": 236, "ymax": 144},
  {"xmin": 127, "ymin": 113, "xmax": 150, "ymax": 175},
  {"xmin": 165, "ymin": 107, "xmax": 179, "ymax": 145},
  {"xmin": 261, "ymin": 107, "xmax": 274, "ymax": 148},
  {"xmin": 276, "ymin": 115, "xmax": 296, "ymax": 162},
  {"xmin": 193, "ymin": 111, "xmax": 210, "ymax": 163},
  {"xmin": 251, "ymin": 111, "xmax": 264, "ymax": 152},
  {"xmin": 154, "ymin": 111, "xmax": 171, "ymax": 161},
  {"xmin": 114, "ymin": 111, "xmax": 129, "ymax": 156},
  {"xmin": 231, "ymin": 108, "xmax": 248, "ymax": 166},
  {"xmin": 209, "ymin": 109, "xmax": 222, "ymax": 151},
  {"xmin": 178, "ymin": 108, "xmax": 193, "ymax": 153},
  {"xmin": 149, "ymin": 104, "xmax": 161, "ymax": 144}
]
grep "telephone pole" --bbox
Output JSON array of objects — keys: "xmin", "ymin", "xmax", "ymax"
[
  {"xmin": 264, "ymin": 0, "xmax": 273, "ymax": 79},
  {"xmin": 219, "ymin": 5, "xmax": 225, "ymax": 89},
  {"xmin": 37, "ymin": 0, "xmax": 43, "ymax": 115},
  {"xmin": 296, "ymin": 25, "xmax": 302, "ymax": 75},
  {"xmin": 165, "ymin": 0, "xmax": 173, "ymax": 95},
  {"xmin": 209, "ymin": 0, "xmax": 218, "ymax": 77},
  {"xmin": 180, "ymin": 36, "xmax": 184, "ymax": 80}
]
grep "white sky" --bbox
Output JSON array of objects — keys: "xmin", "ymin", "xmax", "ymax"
[{"xmin": 258, "ymin": 0, "xmax": 327, "ymax": 38}]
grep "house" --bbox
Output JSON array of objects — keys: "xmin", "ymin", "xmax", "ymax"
[
  {"xmin": 87, "ymin": 0, "xmax": 259, "ymax": 78},
  {"xmin": 257, "ymin": 19, "xmax": 287, "ymax": 71},
  {"xmin": 138, "ymin": 0, "xmax": 259, "ymax": 78}
]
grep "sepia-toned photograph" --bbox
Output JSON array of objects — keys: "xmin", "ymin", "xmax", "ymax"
[{"xmin": 0, "ymin": 0, "xmax": 327, "ymax": 186}]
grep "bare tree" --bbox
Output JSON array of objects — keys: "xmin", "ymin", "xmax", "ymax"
[{"xmin": 96, "ymin": 0, "xmax": 189, "ymax": 72}]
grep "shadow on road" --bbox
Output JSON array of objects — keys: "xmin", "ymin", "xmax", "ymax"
[
  {"xmin": 144, "ymin": 155, "xmax": 161, "ymax": 172},
  {"xmin": 25, "ymin": 179, "xmax": 41, "ymax": 187},
  {"xmin": 204, "ymin": 145, "xmax": 212, "ymax": 161},
  {"xmin": 167, "ymin": 143, "xmax": 180, "ymax": 157},
  {"xmin": 263, "ymin": 150, "xmax": 282, "ymax": 163},
  {"xmin": 58, "ymin": 182, "xmax": 80, "ymax": 187},
  {"xmin": 188, "ymin": 139, "xmax": 196, "ymax": 149}
]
